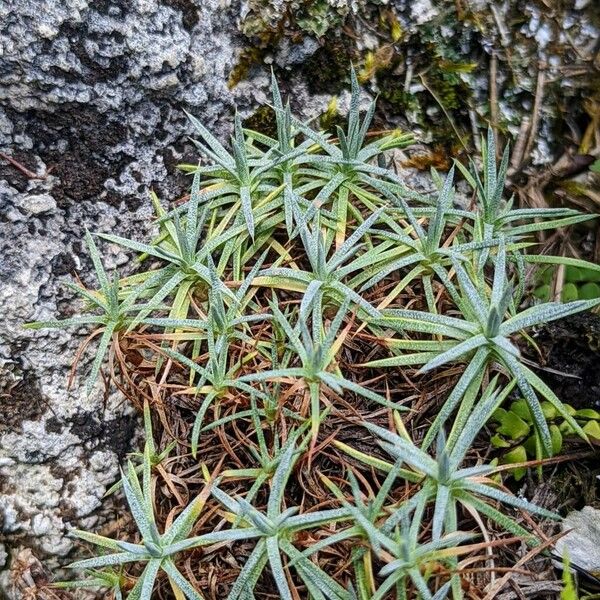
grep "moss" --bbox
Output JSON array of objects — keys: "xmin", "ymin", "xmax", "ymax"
[
  {"xmin": 426, "ymin": 69, "xmax": 465, "ymax": 111},
  {"xmin": 229, "ymin": 8, "xmax": 291, "ymax": 88},
  {"xmin": 229, "ymin": 47, "xmax": 269, "ymax": 89},
  {"xmin": 232, "ymin": 1, "xmax": 359, "ymax": 93},
  {"xmin": 374, "ymin": 42, "xmax": 475, "ymax": 147},
  {"xmin": 295, "ymin": 0, "xmax": 348, "ymax": 37},
  {"xmin": 233, "ymin": 0, "xmax": 599, "ymax": 169},
  {"xmin": 300, "ymin": 36, "xmax": 359, "ymax": 95},
  {"xmin": 239, "ymin": 3, "xmax": 291, "ymax": 41},
  {"xmin": 319, "ymin": 101, "xmax": 347, "ymax": 133},
  {"xmin": 243, "ymin": 105, "xmax": 278, "ymax": 138},
  {"xmin": 378, "ymin": 72, "xmax": 421, "ymax": 117},
  {"xmin": 241, "ymin": 0, "xmax": 357, "ymax": 40}
]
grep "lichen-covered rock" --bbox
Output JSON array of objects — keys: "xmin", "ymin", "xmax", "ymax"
[
  {"xmin": 0, "ymin": 0, "xmax": 242, "ymax": 204},
  {"xmin": 555, "ymin": 506, "xmax": 600, "ymax": 573},
  {"xmin": 239, "ymin": 0, "xmax": 599, "ymax": 165},
  {"xmin": 0, "ymin": 176, "xmax": 147, "ymax": 573}
]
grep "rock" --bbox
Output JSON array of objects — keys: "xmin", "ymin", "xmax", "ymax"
[
  {"xmin": 410, "ymin": 0, "xmax": 438, "ymax": 25},
  {"xmin": 0, "ymin": 0, "xmax": 244, "ymax": 577},
  {"xmin": 15, "ymin": 193, "xmax": 57, "ymax": 214},
  {"xmin": 555, "ymin": 506, "xmax": 600, "ymax": 573},
  {"xmin": 0, "ymin": 176, "xmax": 148, "ymax": 572},
  {"xmin": 0, "ymin": 0, "xmax": 239, "ymax": 205}
]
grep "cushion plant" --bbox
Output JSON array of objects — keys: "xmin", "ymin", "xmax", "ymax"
[{"xmin": 26, "ymin": 72, "xmax": 600, "ymax": 599}]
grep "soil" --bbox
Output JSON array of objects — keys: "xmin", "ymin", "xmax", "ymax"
[
  {"xmin": 0, "ymin": 370, "xmax": 46, "ymax": 433},
  {"xmin": 532, "ymin": 312, "xmax": 600, "ymax": 410}
]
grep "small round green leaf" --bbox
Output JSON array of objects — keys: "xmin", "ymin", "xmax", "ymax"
[
  {"xmin": 579, "ymin": 282, "xmax": 600, "ymax": 300},
  {"xmin": 559, "ymin": 420, "xmax": 576, "ymax": 436},
  {"xmin": 550, "ymin": 424, "xmax": 563, "ymax": 455},
  {"xmin": 537, "ymin": 266, "xmax": 554, "ymax": 285},
  {"xmin": 491, "ymin": 407, "xmax": 508, "ymax": 423},
  {"xmin": 501, "ymin": 445, "xmax": 528, "ymax": 481},
  {"xmin": 579, "ymin": 267, "xmax": 600, "ymax": 283},
  {"xmin": 497, "ymin": 411, "xmax": 530, "ymax": 440},
  {"xmin": 509, "ymin": 400, "xmax": 533, "ymax": 423},
  {"xmin": 491, "ymin": 434, "xmax": 511, "ymax": 449},
  {"xmin": 582, "ymin": 420, "xmax": 600, "ymax": 440},
  {"xmin": 574, "ymin": 408, "xmax": 600, "ymax": 420},
  {"xmin": 561, "ymin": 283, "xmax": 578, "ymax": 303},
  {"xmin": 541, "ymin": 401, "xmax": 558, "ymax": 420},
  {"xmin": 565, "ymin": 266, "xmax": 583, "ymax": 283},
  {"xmin": 533, "ymin": 285, "xmax": 550, "ymax": 301}
]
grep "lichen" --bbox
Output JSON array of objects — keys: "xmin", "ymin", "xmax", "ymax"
[
  {"xmin": 234, "ymin": 0, "xmax": 600, "ymax": 161},
  {"xmin": 240, "ymin": 0, "xmax": 368, "ymax": 40}
]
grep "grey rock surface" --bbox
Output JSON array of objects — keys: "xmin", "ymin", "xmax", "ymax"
[
  {"xmin": 0, "ymin": 180, "xmax": 147, "ymax": 562},
  {"xmin": 0, "ymin": 0, "xmax": 240, "ymax": 205},
  {"xmin": 556, "ymin": 506, "xmax": 600, "ymax": 572}
]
